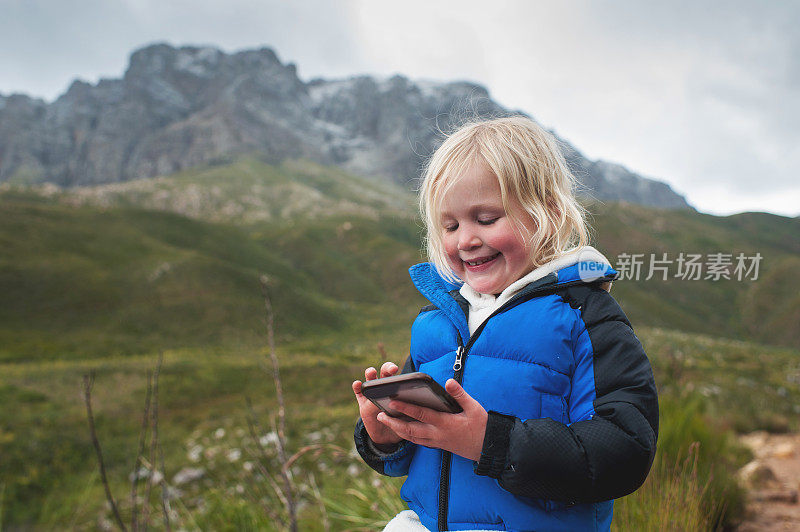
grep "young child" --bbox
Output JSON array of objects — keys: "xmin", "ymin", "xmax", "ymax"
[{"xmin": 352, "ymin": 116, "xmax": 658, "ymax": 532}]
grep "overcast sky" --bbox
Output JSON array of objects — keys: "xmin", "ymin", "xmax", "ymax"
[{"xmin": 2, "ymin": 0, "xmax": 798, "ymax": 217}]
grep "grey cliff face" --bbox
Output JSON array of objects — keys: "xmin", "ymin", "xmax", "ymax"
[
  {"xmin": 307, "ymin": 75, "xmax": 507, "ymax": 186},
  {"xmin": 558, "ymin": 140, "xmax": 690, "ymax": 209},
  {"xmin": 0, "ymin": 43, "xmax": 690, "ymax": 209}
]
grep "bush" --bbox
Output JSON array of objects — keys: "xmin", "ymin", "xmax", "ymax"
[{"xmin": 614, "ymin": 394, "xmax": 749, "ymax": 530}]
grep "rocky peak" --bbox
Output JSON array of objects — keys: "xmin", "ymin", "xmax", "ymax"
[
  {"xmin": 126, "ymin": 43, "xmax": 225, "ymax": 80},
  {"xmin": 62, "ymin": 79, "xmax": 94, "ymax": 98},
  {"xmin": 229, "ymin": 47, "xmax": 282, "ymax": 70},
  {"xmin": 0, "ymin": 93, "xmax": 46, "ymax": 123},
  {"xmin": 168, "ymin": 46, "xmax": 224, "ymax": 78},
  {"xmin": 0, "ymin": 42, "xmax": 691, "ymax": 209}
]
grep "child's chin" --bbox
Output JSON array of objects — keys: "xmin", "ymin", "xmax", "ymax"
[{"xmin": 467, "ymin": 277, "xmax": 504, "ymax": 295}]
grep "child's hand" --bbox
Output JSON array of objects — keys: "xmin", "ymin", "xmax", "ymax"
[
  {"xmin": 352, "ymin": 362, "xmax": 404, "ymax": 447},
  {"xmin": 375, "ymin": 379, "xmax": 488, "ymax": 462}
]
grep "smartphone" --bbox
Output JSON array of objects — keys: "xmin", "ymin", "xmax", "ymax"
[{"xmin": 361, "ymin": 372, "xmax": 463, "ymax": 419}]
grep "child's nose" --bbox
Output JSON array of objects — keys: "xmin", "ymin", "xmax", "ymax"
[{"xmin": 457, "ymin": 229, "xmax": 481, "ymax": 250}]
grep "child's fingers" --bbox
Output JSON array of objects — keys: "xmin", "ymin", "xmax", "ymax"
[
  {"xmin": 379, "ymin": 361, "xmax": 398, "ymax": 378},
  {"xmin": 352, "ymin": 381, "xmax": 379, "ymax": 418},
  {"xmin": 388, "ymin": 400, "xmax": 439, "ymax": 425},
  {"xmin": 445, "ymin": 379, "xmax": 476, "ymax": 409},
  {"xmin": 364, "ymin": 367, "xmax": 378, "ymax": 380},
  {"xmin": 352, "ymin": 380, "xmax": 369, "ymax": 407},
  {"xmin": 377, "ymin": 413, "xmax": 431, "ymax": 444}
]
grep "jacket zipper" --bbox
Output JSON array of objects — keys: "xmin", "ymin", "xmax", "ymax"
[
  {"xmin": 436, "ymin": 299, "xmax": 518, "ymax": 530},
  {"xmin": 435, "ymin": 275, "xmax": 614, "ymax": 530},
  {"xmin": 437, "ymin": 339, "xmax": 463, "ymax": 531},
  {"xmin": 437, "ymin": 287, "xmax": 535, "ymax": 530}
]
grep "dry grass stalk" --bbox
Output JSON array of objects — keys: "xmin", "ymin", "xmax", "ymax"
[
  {"xmin": 131, "ymin": 370, "xmax": 153, "ymax": 532},
  {"xmin": 82, "ymin": 372, "xmax": 128, "ymax": 532},
  {"xmin": 140, "ymin": 353, "xmax": 165, "ymax": 530},
  {"xmin": 285, "ymin": 443, "xmax": 349, "ymax": 471},
  {"xmin": 153, "ymin": 352, "xmax": 171, "ymax": 532},
  {"xmin": 378, "ymin": 342, "xmax": 387, "ymax": 362},
  {"xmin": 137, "ymin": 352, "xmax": 172, "ymax": 532},
  {"xmin": 244, "ymin": 397, "xmax": 286, "ymax": 524},
  {"xmin": 308, "ymin": 472, "xmax": 330, "ymax": 532},
  {"xmin": 158, "ymin": 442, "xmax": 171, "ymax": 531},
  {"xmin": 615, "ymin": 441, "xmax": 724, "ymax": 531},
  {"xmin": 260, "ymin": 274, "xmax": 298, "ymax": 532}
]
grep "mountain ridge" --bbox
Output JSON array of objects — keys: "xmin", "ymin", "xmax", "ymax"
[{"xmin": 0, "ymin": 42, "xmax": 690, "ymax": 210}]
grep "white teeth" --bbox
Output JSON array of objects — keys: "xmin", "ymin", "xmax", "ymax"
[{"xmin": 465, "ymin": 254, "xmax": 498, "ymax": 266}]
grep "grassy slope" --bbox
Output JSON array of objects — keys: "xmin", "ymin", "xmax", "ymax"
[
  {"xmin": 0, "ymin": 192, "xmax": 423, "ymax": 363},
  {"xmin": 39, "ymin": 157, "xmax": 414, "ymax": 224},
  {"xmin": 4, "ymin": 327, "xmax": 796, "ymax": 528},
  {"xmin": 588, "ymin": 202, "xmax": 800, "ymax": 347},
  {"xmin": 2, "ymin": 163, "xmax": 798, "ymax": 361}
]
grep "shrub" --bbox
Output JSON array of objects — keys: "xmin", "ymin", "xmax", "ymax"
[{"xmin": 614, "ymin": 394, "xmax": 748, "ymax": 530}]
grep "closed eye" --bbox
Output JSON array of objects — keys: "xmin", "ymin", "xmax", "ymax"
[
  {"xmin": 477, "ymin": 218, "xmax": 499, "ymax": 226},
  {"xmin": 443, "ymin": 223, "xmax": 458, "ymax": 232}
]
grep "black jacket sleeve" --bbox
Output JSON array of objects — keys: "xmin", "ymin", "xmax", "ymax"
[
  {"xmin": 354, "ymin": 355, "xmax": 417, "ymax": 476},
  {"xmin": 474, "ymin": 285, "xmax": 659, "ymax": 503}
]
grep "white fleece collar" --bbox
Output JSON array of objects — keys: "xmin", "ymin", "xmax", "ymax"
[{"xmin": 459, "ymin": 246, "xmax": 611, "ymax": 334}]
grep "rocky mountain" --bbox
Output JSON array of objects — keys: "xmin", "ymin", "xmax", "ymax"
[{"xmin": 0, "ymin": 43, "xmax": 690, "ymax": 209}]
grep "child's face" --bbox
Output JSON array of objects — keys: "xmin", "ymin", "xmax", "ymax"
[{"xmin": 440, "ymin": 164, "xmax": 535, "ymax": 295}]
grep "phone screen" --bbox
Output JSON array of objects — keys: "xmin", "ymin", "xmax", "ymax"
[
  {"xmin": 361, "ymin": 373, "xmax": 462, "ymax": 418},
  {"xmin": 372, "ymin": 384, "xmax": 452, "ymax": 417}
]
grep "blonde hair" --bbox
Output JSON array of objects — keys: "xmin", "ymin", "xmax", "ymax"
[{"xmin": 419, "ymin": 116, "xmax": 589, "ymax": 283}]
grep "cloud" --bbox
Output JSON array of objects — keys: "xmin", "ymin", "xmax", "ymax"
[
  {"xmin": 353, "ymin": 0, "xmax": 799, "ymax": 216},
  {"xmin": 0, "ymin": 0, "xmax": 362, "ymax": 99}
]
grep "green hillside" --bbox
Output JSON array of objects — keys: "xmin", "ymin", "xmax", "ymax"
[
  {"xmin": 588, "ymin": 202, "xmax": 800, "ymax": 347},
  {"xmin": 2, "ymin": 159, "xmax": 798, "ymax": 359},
  {"xmin": 26, "ymin": 157, "xmax": 414, "ymax": 224},
  {"xmin": 0, "ymin": 185, "xmax": 424, "ymax": 363}
]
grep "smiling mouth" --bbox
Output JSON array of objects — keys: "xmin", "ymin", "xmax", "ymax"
[{"xmin": 464, "ymin": 253, "xmax": 500, "ymax": 267}]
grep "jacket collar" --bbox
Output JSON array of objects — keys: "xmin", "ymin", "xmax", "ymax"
[
  {"xmin": 409, "ymin": 263, "xmax": 472, "ymax": 342},
  {"xmin": 458, "ymin": 246, "xmax": 612, "ymax": 313},
  {"xmin": 409, "ymin": 247, "xmax": 618, "ymax": 340}
]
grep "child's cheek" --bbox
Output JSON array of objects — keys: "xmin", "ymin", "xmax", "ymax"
[
  {"xmin": 443, "ymin": 236, "xmax": 463, "ymax": 268},
  {"xmin": 490, "ymin": 221, "xmax": 527, "ymax": 251}
]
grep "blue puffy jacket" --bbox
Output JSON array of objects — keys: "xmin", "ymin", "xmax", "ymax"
[{"xmin": 356, "ymin": 260, "xmax": 658, "ymax": 531}]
